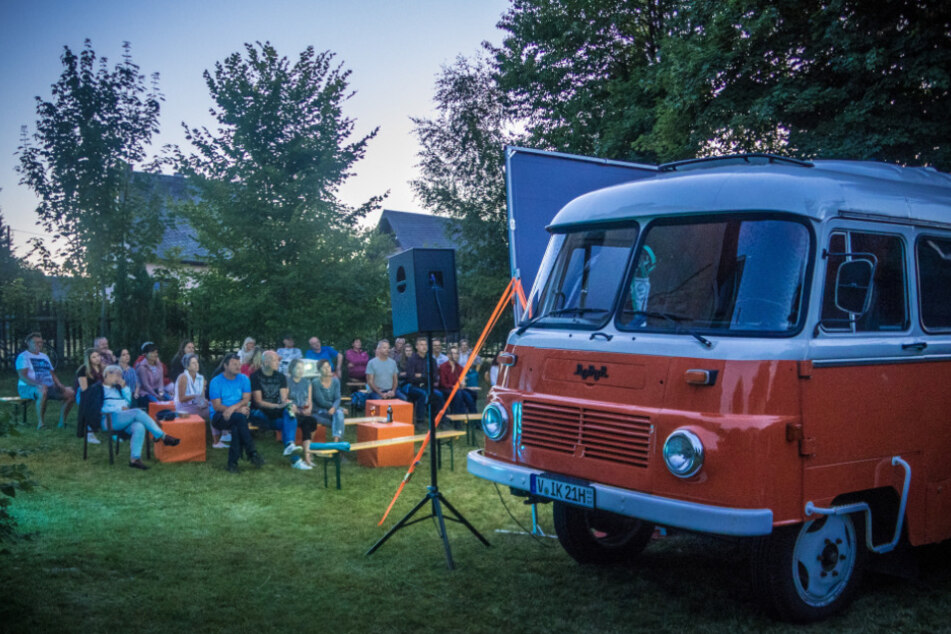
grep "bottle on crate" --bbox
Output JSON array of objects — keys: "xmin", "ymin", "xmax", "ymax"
[{"xmin": 386, "ymin": 405, "xmax": 393, "ymax": 423}]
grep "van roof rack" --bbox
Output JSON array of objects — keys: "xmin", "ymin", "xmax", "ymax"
[{"xmin": 659, "ymin": 153, "xmax": 814, "ymax": 172}]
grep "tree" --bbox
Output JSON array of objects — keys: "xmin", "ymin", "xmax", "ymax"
[
  {"xmin": 0, "ymin": 209, "xmax": 18, "ymax": 282},
  {"xmin": 16, "ymin": 40, "xmax": 165, "ymax": 289},
  {"xmin": 493, "ymin": 0, "xmax": 675, "ymax": 163},
  {"xmin": 176, "ymin": 42, "xmax": 388, "ymax": 347},
  {"xmin": 412, "ymin": 55, "xmax": 520, "ymax": 339},
  {"xmin": 493, "ymin": 0, "xmax": 951, "ymax": 167},
  {"xmin": 650, "ymin": 0, "xmax": 951, "ymax": 167}
]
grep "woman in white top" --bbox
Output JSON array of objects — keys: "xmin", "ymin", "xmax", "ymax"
[{"xmin": 174, "ymin": 354, "xmax": 208, "ymax": 416}]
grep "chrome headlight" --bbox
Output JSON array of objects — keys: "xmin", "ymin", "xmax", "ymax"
[
  {"xmin": 481, "ymin": 403, "xmax": 509, "ymax": 441},
  {"xmin": 663, "ymin": 429, "xmax": 704, "ymax": 478}
]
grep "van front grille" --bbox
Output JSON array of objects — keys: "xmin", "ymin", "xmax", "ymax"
[{"xmin": 520, "ymin": 399, "xmax": 652, "ymax": 468}]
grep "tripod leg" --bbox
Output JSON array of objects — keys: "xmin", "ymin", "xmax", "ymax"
[
  {"xmin": 430, "ymin": 494, "xmax": 455, "ymax": 570},
  {"xmin": 438, "ymin": 492, "xmax": 491, "ymax": 547},
  {"xmin": 365, "ymin": 493, "xmax": 432, "ymax": 556}
]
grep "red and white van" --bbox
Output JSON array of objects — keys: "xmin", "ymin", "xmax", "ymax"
[{"xmin": 468, "ymin": 155, "xmax": 951, "ymax": 622}]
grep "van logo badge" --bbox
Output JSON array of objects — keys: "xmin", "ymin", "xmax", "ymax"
[{"xmin": 575, "ymin": 364, "xmax": 609, "ymax": 381}]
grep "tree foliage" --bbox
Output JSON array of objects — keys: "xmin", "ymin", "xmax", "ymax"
[
  {"xmin": 493, "ymin": 0, "xmax": 951, "ymax": 167},
  {"xmin": 494, "ymin": 0, "xmax": 674, "ymax": 163},
  {"xmin": 176, "ymin": 42, "xmax": 388, "ymax": 347},
  {"xmin": 412, "ymin": 55, "xmax": 518, "ymax": 338},
  {"xmin": 16, "ymin": 40, "xmax": 165, "ymax": 285},
  {"xmin": 650, "ymin": 0, "xmax": 951, "ymax": 166}
]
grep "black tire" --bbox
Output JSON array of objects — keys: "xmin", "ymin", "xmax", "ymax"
[
  {"xmin": 552, "ymin": 501, "xmax": 654, "ymax": 565},
  {"xmin": 751, "ymin": 513, "xmax": 865, "ymax": 623}
]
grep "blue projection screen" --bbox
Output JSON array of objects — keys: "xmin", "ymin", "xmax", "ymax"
[{"xmin": 505, "ymin": 146, "xmax": 657, "ymax": 315}]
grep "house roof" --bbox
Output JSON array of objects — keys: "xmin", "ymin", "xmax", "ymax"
[
  {"xmin": 376, "ymin": 209, "xmax": 461, "ymax": 251},
  {"xmin": 134, "ymin": 172, "xmax": 208, "ymax": 265}
]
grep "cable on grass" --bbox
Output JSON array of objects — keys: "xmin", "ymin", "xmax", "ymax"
[{"xmin": 494, "ymin": 483, "xmax": 553, "ymax": 548}]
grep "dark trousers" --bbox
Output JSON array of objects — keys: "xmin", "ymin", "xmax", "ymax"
[
  {"xmin": 448, "ymin": 388, "xmax": 477, "ymax": 414},
  {"xmin": 213, "ymin": 411, "xmax": 254, "ymax": 466}
]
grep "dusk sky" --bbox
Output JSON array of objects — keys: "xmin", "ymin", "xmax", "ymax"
[{"xmin": 0, "ymin": 0, "xmax": 510, "ymax": 258}]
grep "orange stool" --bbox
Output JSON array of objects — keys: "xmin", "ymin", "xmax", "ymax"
[
  {"xmin": 154, "ymin": 414, "xmax": 206, "ymax": 463},
  {"xmin": 148, "ymin": 401, "xmax": 175, "ymax": 419},
  {"xmin": 366, "ymin": 399, "xmax": 413, "ymax": 425},
  {"xmin": 356, "ymin": 421, "xmax": 414, "ymax": 467}
]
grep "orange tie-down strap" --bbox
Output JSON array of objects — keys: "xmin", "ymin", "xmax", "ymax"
[{"xmin": 377, "ymin": 277, "xmax": 522, "ymax": 525}]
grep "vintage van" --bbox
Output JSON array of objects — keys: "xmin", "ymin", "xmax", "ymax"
[{"xmin": 468, "ymin": 154, "xmax": 951, "ymax": 622}]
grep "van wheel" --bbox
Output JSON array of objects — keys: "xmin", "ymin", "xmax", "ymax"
[
  {"xmin": 751, "ymin": 513, "xmax": 865, "ymax": 623},
  {"xmin": 552, "ymin": 501, "xmax": 654, "ymax": 565}
]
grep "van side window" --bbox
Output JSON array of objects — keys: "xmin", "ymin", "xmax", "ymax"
[
  {"xmin": 821, "ymin": 231, "xmax": 907, "ymax": 332},
  {"xmin": 917, "ymin": 236, "xmax": 951, "ymax": 331}
]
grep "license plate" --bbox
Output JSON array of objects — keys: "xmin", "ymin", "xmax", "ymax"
[{"xmin": 531, "ymin": 474, "xmax": 595, "ymax": 509}]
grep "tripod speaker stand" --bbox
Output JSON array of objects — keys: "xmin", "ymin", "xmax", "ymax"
[
  {"xmin": 365, "ymin": 332, "xmax": 490, "ymax": 569},
  {"xmin": 368, "ymin": 249, "xmax": 490, "ymax": 569}
]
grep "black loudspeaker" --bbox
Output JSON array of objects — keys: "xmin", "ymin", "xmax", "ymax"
[{"xmin": 388, "ymin": 248, "xmax": 459, "ymax": 337}]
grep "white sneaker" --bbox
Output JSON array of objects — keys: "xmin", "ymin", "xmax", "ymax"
[
  {"xmin": 86, "ymin": 432, "xmax": 101, "ymax": 445},
  {"xmin": 283, "ymin": 443, "xmax": 302, "ymax": 456},
  {"xmin": 292, "ymin": 460, "xmax": 312, "ymax": 470},
  {"xmin": 221, "ymin": 432, "xmax": 232, "ymax": 442},
  {"xmin": 212, "ymin": 441, "xmax": 229, "ymax": 449}
]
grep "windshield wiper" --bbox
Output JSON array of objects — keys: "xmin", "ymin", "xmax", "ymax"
[
  {"xmin": 515, "ymin": 307, "xmax": 609, "ymax": 335},
  {"xmin": 630, "ymin": 311, "xmax": 713, "ymax": 348},
  {"xmin": 515, "ymin": 312, "xmax": 545, "ymax": 335},
  {"xmin": 547, "ymin": 307, "xmax": 610, "ymax": 317}
]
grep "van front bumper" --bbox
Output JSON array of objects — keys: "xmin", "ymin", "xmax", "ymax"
[{"xmin": 468, "ymin": 449, "xmax": 774, "ymax": 537}]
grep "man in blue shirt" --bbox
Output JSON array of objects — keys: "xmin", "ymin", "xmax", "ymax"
[
  {"xmin": 210, "ymin": 353, "xmax": 264, "ymax": 473},
  {"xmin": 305, "ymin": 336, "xmax": 343, "ymax": 378}
]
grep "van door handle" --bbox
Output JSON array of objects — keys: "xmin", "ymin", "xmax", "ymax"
[{"xmin": 901, "ymin": 342, "xmax": 928, "ymax": 352}]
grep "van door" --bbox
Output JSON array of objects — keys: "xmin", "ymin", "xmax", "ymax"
[{"xmin": 800, "ymin": 226, "xmax": 929, "ymax": 541}]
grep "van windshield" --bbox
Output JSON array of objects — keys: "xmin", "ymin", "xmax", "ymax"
[
  {"xmin": 616, "ymin": 217, "xmax": 811, "ymax": 334},
  {"xmin": 525, "ymin": 226, "xmax": 639, "ymax": 328}
]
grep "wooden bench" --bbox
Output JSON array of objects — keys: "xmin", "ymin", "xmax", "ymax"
[
  {"xmin": 305, "ymin": 430, "xmax": 467, "ymax": 489},
  {"xmin": 447, "ymin": 412, "xmax": 482, "ymax": 444},
  {"xmin": 257, "ymin": 415, "xmax": 388, "ymax": 436},
  {"xmin": 0, "ymin": 396, "xmax": 30, "ymax": 424}
]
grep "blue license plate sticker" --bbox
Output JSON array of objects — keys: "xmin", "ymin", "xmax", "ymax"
[{"xmin": 531, "ymin": 473, "xmax": 595, "ymax": 509}]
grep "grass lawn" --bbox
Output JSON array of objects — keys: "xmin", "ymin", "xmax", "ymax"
[{"xmin": 1, "ymin": 372, "xmax": 950, "ymax": 633}]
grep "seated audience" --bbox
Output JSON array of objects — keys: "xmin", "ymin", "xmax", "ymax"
[
  {"xmin": 136, "ymin": 343, "xmax": 172, "ymax": 402},
  {"xmin": 15, "ymin": 332, "xmax": 75, "ymax": 430},
  {"xmin": 237, "ymin": 336, "xmax": 257, "ymax": 364},
  {"xmin": 209, "ymin": 353, "xmax": 263, "ymax": 473},
  {"xmin": 459, "ymin": 338, "xmax": 482, "ymax": 387},
  {"xmin": 312, "ymin": 359, "xmax": 345, "ymax": 442},
  {"xmin": 251, "ymin": 351, "xmax": 308, "ymax": 470},
  {"xmin": 117, "ymin": 348, "xmax": 144, "ymax": 408},
  {"xmin": 439, "ymin": 346, "xmax": 478, "ymax": 417},
  {"xmin": 276, "ymin": 335, "xmax": 302, "ymax": 376},
  {"xmin": 345, "ymin": 338, "xmax": 369, "ymax": 382},
  {"xmin": 168, "ymin": 340, "xmax": 196, "ymax": 386},
  {"xmin": 75, "ymin": 347, "xmax": 106, "ymax": 443},
  {"xmin": 402, "ymin": 337, "xmax": 445, "ymax": 427},
  {"xmin": 93, "ymin": 336, "xmax": 116, "ymax": 366},
  {"xmin": 287, "ymin": 359, "xmax": 319, "ymax": 467},
  {"xmin": 240, "ymin": 347, "xmax": 263, "ymax": 377},
  {"xmin": 100, "ymin": 365, "xmax": 180, "ymax": 470},
  {"xmin": 432, "ymin": 338, "xmax": 449, "ymax": 367},
  {"xmin": 391, "ymin": 337, "xmax": 406, "ymax": 361},
  {"xmin": 396, "ymin": 342, "xmax": 414, "ymax": 385},
  {"xmin": 305, "ymin": 337, "xmax": 342, "ymax": 378},
  {"xmin": 366, "ymin": 340, "xmax": 405, "ymax": 402},
  {"xmin": 485, "ymin": 355, "xmax": 502, "ymax": 387},
  {"xmin": 174, "ymin": 352, "xmax": 211, "ymax": 420}
]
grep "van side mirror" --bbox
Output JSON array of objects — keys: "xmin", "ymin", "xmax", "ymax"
[{"xmin": 835, "ymin": 259, "xmax": 875, "ymax": 315}]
